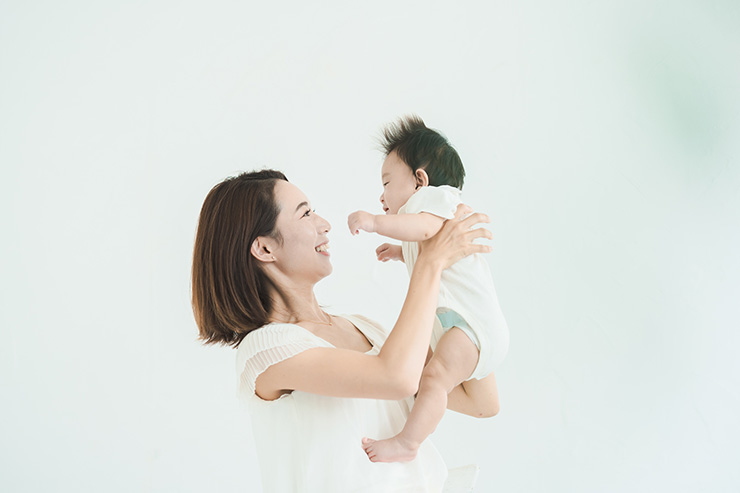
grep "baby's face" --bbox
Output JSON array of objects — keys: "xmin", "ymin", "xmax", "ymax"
[{"xmin": 379, "ymin": 151, "xmax": 418, "ymax": 214}]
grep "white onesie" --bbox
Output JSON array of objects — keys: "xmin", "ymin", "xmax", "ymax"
[{"xmin": 398, "ymin": 185, "xmax": 510, "ymax": 379}]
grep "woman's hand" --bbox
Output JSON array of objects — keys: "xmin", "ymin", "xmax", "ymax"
[{"xmin": 417, "ymin": 204, "xmax": 492, "ymax": 270}]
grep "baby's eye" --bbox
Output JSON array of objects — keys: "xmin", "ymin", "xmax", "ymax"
[{"xmin": 382, "ymin": 182, "xmax": 389, "ymax": 187}]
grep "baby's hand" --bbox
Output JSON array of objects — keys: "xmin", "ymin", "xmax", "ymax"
[
  {"xmin": 348, "ymin": 211, "xmax": 376, "ymax": 235},
  {"xmin": 376, "ymin": 243, "xmax": 403, "ymax": 262}
]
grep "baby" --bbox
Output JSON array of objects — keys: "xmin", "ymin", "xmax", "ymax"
[{"xmin": 348, "ymin": 115, "xmax": 510, "ymax": 463}]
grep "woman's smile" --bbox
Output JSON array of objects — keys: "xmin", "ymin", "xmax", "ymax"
[{"xmin": 315, "ymin": 241, "xmax": 330, "ymax": 256}]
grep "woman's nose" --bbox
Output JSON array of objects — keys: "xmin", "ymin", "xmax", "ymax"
[{"xmin": 317, "ymin": 214, "xmax": 331, "ymax": 233}]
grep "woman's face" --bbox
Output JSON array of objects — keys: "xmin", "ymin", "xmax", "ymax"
[{"xmin": 269, "ymin": 180, "xmax": 332, "ymax": 284}]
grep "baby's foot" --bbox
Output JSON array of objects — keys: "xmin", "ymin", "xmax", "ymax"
[{"xmin": 361, "ymin": 435, "xmax": 419, "ymax": 463}]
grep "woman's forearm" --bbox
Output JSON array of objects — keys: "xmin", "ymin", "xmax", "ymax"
[{"xmin": 377, "ymin": 258, "xmax": 443, "ymax": 394}]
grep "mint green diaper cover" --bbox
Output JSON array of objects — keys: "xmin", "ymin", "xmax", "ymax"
[{"xmin": 436, "ymin": 308, "xmax": 481, "ymax": 350}]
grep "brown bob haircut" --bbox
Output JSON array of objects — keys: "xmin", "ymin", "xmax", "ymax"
[{"xmin": 192, "ymin": 169, "xmax": 288, "ymax": 347}]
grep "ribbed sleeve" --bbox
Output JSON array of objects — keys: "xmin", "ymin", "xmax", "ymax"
[{"xmin": 236, "ymin": 324, "xmax": 331, "ymax": 399}]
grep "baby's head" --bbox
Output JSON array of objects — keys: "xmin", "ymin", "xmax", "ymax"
[{"xmin": 378, "ymin": 115, "xmax": 465, "ymax": 214}]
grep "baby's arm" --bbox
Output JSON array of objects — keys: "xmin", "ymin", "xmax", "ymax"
[{"xmin": 348, "ymin": 210, "xmax": 444, "ymax": 242}]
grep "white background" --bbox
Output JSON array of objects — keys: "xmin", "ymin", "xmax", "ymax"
[{"xmin": 2, "ymin": 1, "xmax": 739, "ymax": 491}]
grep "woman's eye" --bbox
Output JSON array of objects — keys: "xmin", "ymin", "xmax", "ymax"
[{"xmin": 303, "ymin": 208, "xmax": 315, "ymax": 217}]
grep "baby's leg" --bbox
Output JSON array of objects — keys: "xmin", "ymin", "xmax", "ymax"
[{"xmin": 362, "ymin": 327, "xmax": 479, "ymax": 463}]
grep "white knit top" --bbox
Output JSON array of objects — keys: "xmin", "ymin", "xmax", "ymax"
[{"xmin": 235, "ymin": 314, "xmax": 448, "ymax": 492}]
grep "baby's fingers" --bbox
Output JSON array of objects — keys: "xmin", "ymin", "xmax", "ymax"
[{"xmin": 375, "ymin": 243, "xmax": 390, "ymax": 255}]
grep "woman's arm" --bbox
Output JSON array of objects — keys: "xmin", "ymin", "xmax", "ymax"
[
  {"xmin": 256, "ymin": 206, "xmax": 492, "ymax": 401},
  {"xmin": 256, "ymin": 259, "xmax": 443, "ymax": 400}
]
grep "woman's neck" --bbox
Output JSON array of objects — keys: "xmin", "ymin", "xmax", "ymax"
[{"xmin": 268, "ymin": 283, "xmax": 326, "ymax": 324}]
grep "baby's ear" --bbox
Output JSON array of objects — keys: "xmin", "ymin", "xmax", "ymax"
[{"xmin": 415, "ymin": 168, "xmax": 430, "ymax": 188}]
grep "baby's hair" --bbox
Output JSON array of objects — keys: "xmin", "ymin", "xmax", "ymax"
[{"xmin": 380, "ymin": 115, "xmax": 465, "ymax": 190}]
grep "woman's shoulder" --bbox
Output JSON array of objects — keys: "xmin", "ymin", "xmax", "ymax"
[
  {"xmin": 236, "ymin": 323, "xmax": 333, "ymax": 398},
  {"xmin": 238, "ymin": 323, "xmax": 328, "ymax": 358}
]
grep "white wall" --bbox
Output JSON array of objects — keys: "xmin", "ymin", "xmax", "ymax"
[{"xmin": 2, "ymin": 1, "xmax": 739, "ymax": 491}]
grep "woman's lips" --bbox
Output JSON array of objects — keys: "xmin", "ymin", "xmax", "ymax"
[{"xmin": 315, "ymin": 242, "xmax": 330, "ymax": 256}]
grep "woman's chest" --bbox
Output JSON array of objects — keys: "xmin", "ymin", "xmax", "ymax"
[{"xmin": 312, "ymin": 318, "xmax": 374, "ymax": 353}]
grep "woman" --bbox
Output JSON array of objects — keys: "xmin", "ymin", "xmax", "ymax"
[{"xmin": 192, "ymin": 170, "xmax": 500, "ymax": 492}]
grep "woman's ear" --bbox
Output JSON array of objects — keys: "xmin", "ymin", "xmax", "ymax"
[
  {"xmin": 251, "ymin": 237, "xmax": 277, "ymax": 263},
  {"xmin": 415, "ymin": 168, "xmax": 430, "ymax": 189}
]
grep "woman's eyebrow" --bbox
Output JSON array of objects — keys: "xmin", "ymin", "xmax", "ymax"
[{"xmin": 294, "ymin": 201, "xmax": 309, "ymax": 213}]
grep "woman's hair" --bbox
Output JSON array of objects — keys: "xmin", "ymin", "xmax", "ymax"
[
  {"xmin": 380, "ymin": 114, "xmax": 465, "ymax": 190},
  {"xmin": 192, "ymin": 169, "xmax": 288, "ymax": 347}
]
